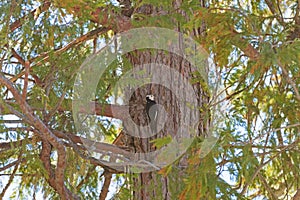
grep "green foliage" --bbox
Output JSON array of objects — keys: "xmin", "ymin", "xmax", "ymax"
[
  {"xmin": 150, "ymin": 134, "xmax": 172, "ymax": 149},
  {"xmin": 181, "ymin": 0, "xmax": 300, "ymax": 199},
  {"xmin": 1, "ymin": 0, "xmax": 300, "ymax": 199}
]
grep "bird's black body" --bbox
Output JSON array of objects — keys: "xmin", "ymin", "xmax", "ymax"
[{"xmin": 146, "ymin": 95, "xmax": 158, "ymax": 133}]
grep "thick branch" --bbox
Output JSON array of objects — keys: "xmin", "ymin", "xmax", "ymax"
[
  {"xmin": 0, "ymin": 73, "xmax": 72, "ymax": 198},
  {"xmin": 73, "ymin": 102, "xmax": 130, "ymax": 120},
  {"xmin": 53, "ymin": 130, "xmax": 131, "ymax": 157},
  {"xmin": 40, "ymin": 140, "xmax": 54, "ymax": 181},
  {"xmin": 0, "ymin": 129, "xmax": 131, "ymax": 160},
  {"xmin": 40, "ymin": 140, "xmax": 79, "ymax": 200},
  {"xmin": 95, "ymin": 103, "xmax": 130, "ymax": 120},
  {"xmin": 2, "ymin": 100, "xmax": 131, "ymax": 121}
]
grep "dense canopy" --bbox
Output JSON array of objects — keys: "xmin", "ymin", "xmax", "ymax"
[{"xmin": 0, "ymin": 0, "xmax": 300, "ymax": 199}]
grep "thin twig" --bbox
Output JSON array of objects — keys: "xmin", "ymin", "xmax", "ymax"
[
  {"xmin": 11, "ymin": 48, "xmax": 25, "ymax": 65},
  {"xmin": 22, "ymin": 61, "xmax": 30, "ymax": 102},
  {"xmin": 9, "ymin": 1, "xmax": 51, "ymax": 32},
  {"xmin": 99, "ymin": 171, "xmax": 113, "ymax": 200},
  {"xmin": 0, "ymin": 160, "xmax": 20, "ymax": 172},
  {"xmin": 258, "ymin": 171, "xmax": 277, "ymax": 199},
  {"xmin": 76, "ymin": 166, "xmax": 96, "ymax": 191},
  {"xmin": 277, "ymin": 60, "xmax": 300, "ymax": 101},
  {"xmin": 0, "ymin": 154, "xmax": 21, "ymax": 199},
  {"xmin": 10, "ymin": 27, "xmax": 108, "ymax": 83}
]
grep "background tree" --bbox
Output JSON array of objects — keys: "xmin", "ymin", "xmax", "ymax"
[{"xmin": 0, "ymin": 0, "xmax": 300, "ymax": 200}]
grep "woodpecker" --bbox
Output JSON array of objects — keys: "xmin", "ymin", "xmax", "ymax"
[{"xmin": 145, "ymin": 94, "xmax": 158, "ymax": 133}]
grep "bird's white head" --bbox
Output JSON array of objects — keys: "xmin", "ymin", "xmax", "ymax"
[{"xmin": 146, "ymin": 94, "xmax": 155, "ymax": 101}]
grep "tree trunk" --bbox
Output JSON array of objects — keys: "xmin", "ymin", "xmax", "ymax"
[
  {"xmin": 123, "ymin": 51, "xmax": 208, "ymax": 199},
  {"xmin": 118, "ymin": 1, "xmax": 208, "ymax": 199}
]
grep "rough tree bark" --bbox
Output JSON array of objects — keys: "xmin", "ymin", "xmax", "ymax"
[{"xmin": 119, "ymin": 1, "xmax": 209, "ymax": 199}]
